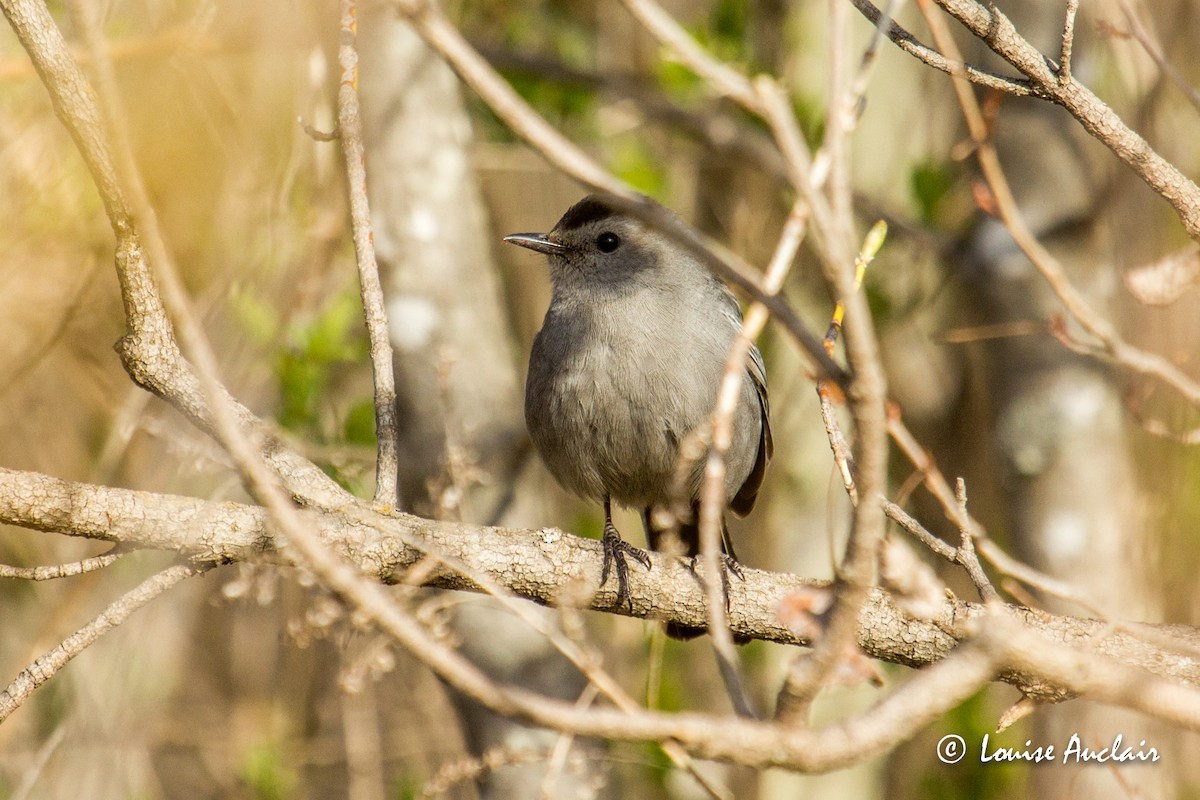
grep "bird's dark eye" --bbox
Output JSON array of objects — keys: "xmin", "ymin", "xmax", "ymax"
[{"xmin": 596, "ymin": 232, "xmax": 620, "ymax": 253}]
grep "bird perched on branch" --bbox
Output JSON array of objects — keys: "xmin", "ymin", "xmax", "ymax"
[{"xmin": 504, "ymin": 194, "xmax": 771, "ymax": 638}]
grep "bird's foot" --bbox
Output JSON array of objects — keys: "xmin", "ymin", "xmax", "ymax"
[
  {"xmin": 599, "ymin": 521, "xmax": 652, "ymax": 613},
  {"xmin": 667, "ymin": 554, "xmax": 749, "ymax": 641},
  {"xmin": 687, "ymin": 552, "xmax": 745, "ymax": 611}
]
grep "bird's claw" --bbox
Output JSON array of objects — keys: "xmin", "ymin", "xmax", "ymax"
[
  {"xmin": 687, "ymin": 553, "xmax": 745, "ymax": 611},
  {"xmin": 599, "ymin": 521, "xmax": 652, "ymax": 613}
]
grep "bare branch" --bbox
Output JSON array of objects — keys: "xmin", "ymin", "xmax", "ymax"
[
  {"xmin": 0, "ymin": 562, "xmax": 209, "ymax": 723},
  {"xmin": 921, "ymin": 0, "xmax": 1200, "ymax": 242},
  {"xmin": 700, "ymin": 200, "xmax": 810, "ymax": 718},
  {"xmin": 336, "ymin": 0, "xmax": 400, "ymax": 507},
  {"xmin": 419, "ymin": 747, "xmax": 547, "ymax": 799},
  {"xmin": 844, "ymin": 0, "xmax": 1034, "ymax": 95},
  {"xmin": 618, "ymin": 0, "xmax": 892, "ymax": 731},
  {"xmin": 952, "ymin": 478, "xmax": 997, "ymax": 602},
  {"xmin": 984, "ymin": 613, "xmax": 1200, "ymax": 725},
  {"xmin": 0, "ymin": 550, "xmax": 124, "ymax": 580},
  {"xmin": 915, "ymin": 0, "xmax": 1200, "ymax": 411},
  {"xmin": 1059, "ymin": 0, "xmax": 1079, "ymax": 85},
  {"xmin": 0, "ymin": 0, "xmax": 351, "ymax": 510},
  {"xmin": 382, "ymin": 0, "xmax": 839, "ymax": 380},
  {"xmin": 7, "ymin": 465, "xmax": 1200, "ymax": 694},
  {"xmin": 842, "ymin": 0, "xmax": 909, "ymax": 133},
  {"xmin": 1117, "ymin": 1, "xmax": 1200, "ymax": 114},
  {"xmin": 0, "ymin": 461, "xmax": 997, "ymax": 769},
  {"xmin": 851, "ymin": 0, "xmax": 1200, "ymax": 240}
]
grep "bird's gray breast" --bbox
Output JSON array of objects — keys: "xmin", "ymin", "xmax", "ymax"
[{"xmin": 525, "ymin": 289, "xmax": 756, "ymax": 508}]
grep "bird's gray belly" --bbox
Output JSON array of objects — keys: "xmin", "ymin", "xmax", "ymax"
[{"xmin": 525, "ymin": 342, "xmax": 689, "ymax": 508}]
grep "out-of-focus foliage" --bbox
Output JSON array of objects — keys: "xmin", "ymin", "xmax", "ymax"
[
  {"xmin": 909, "ymin": 159, "xmax": 957, "ymax": 227},
  {"xmin": 239, "ymin": 740, "xmax": 298, "ymax": 800},
  {"xmin": 275, "ymin": 286, "xmax": 368, "ymax": 434}
]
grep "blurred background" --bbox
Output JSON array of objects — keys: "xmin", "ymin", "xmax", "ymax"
[{"xmin": 2, "ymin": 0, "xmax": 1200, "ymax": 797}]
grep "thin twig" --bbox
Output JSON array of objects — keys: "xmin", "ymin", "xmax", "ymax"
[
  {"xmin": 882, "ymin": 500, "xmax": 955, "ymax": 561},
  {"xmin": 0, "ymin": 562, "xmax": 209, "ymax": 722},
  {"xmin": 393, "ymin": 0, "xmax": 840, "ymax": 380},
  {"xmin": 1058, "ymin": 0, "xmax": 1079, "ymax": 84},
  {"xmin": 919, "ymin": 0, "xmax": 1200, "ymax": 242},
  {"xmin": 754, "ymin": 77, "xmax": 838, "ymax": 265},
  {"xmin": 0, "ymin": 550, "xmax": 125, "ymax": 580},
  {"xmin": 298, "ymin": 115, "xmax": 339, "ymax": 141},
  {"xmin": 952, "ymin": 478, "xmax": 998, "ymax": 601},
  {"xmin": 825, "ymin": 0, "xmax": 853, "ymax": 245},
  {"xmin": 883, "ymin": 408, "xmax": 1121, "ymax": 618},
  {"xmin": 1117, "ymin": 1, "xmax": 1200, "ymax": 114},
  {"xmin": 798, "ymin": 225, "xmax": 890, "ymax": 704},
  {"xmin": 419, "ymin": 747, "xmax": 546, "ymax": 800},
  {"xmin": 815, "ymin": 222, "xmax": 886, "ymax": 508},
  {"xmin": 886, "ymin": 412, "xmax": 982, "ymax": 534},
  {"xmin": 975, "ymin": 538, "xmax": 1106, "ymax": 616},
  {"xmin": 915, "ymin": 0, "xmax": 1200, "ymax": 411},
  {"xmin": 336, "ymin": 0, "xmax": 400, "ymax": 507},
  {"xmin": 844, "ymin": 0, "xmax": 1033, "ymax": 95},
  {"xmin": 700, "ymin": 201, "xmax": 810, "ymax": 720},
  {"xmin": 10, "ymin": 725, "xmax": 66, "ymax": 800},
  {"xmin": 885, "ymin": 408, "xmax": 1107, "ymax": 613},
  {"xmin": 883, "ymin": 498, "xmax": 993, "ymax": 605},
  {"xmin": 537, "ymin": 684, "xmax": 598, "ymax": 800},
  {"xmin": 842, "ymin": 0, "xmax": 908, "ymax": 132},
  {"xmin": 818, "ymin": 390, "xmax": 858, "ymax": 505}
]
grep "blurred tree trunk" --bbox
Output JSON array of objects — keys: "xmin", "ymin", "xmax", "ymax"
[
  {"xmin": 358, "ymin": 12, "xmax": 525, "ymax": 522},
  {"xmin": 955, "ymin": 2, "xmax": 1169, "ymax": 796},
  {"xmin": 357, "ymin": 5, "xmax": 604, "ymax": 797}
]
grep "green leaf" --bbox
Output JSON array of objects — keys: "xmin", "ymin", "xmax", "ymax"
[
  {"xmin": 239, "ymin": 740, "xmax": 296, "ymax": 800},
  {"xmin": 910, "ymin": 160, "xmax": 955, "ymax": 225}
]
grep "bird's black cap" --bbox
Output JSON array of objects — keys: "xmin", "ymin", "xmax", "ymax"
[{"xmin": 552, "ymin": 194, "xmax": 618, "ymax": 233}]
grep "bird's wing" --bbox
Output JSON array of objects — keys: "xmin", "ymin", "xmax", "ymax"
[{"xmin": 716, "ymin": 284, "xmax": 773, "ymax": 517}]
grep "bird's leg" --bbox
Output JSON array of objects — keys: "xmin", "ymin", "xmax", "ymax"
[
  {"xmin": 598, "ymin": 497, "xmax": 652, "ymax": 613},
  {"xmin": 688, "ymin": 553, "xmax": 745, "ymax": 612}
]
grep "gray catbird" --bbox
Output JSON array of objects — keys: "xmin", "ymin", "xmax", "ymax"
[{"xmin": 505, "ymin": 195, "xmax": 772, "ymax": 636}]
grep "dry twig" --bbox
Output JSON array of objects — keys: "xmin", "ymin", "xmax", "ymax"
[
  {"xmin": 336, "ymin": 0, "xmax": 401, "ymax": 507},
  {"xmin": 0, "ymin": 550, "xmax": 124, "ymax": 580},
  {"xmin": 0, "ymin": 562, "xmax": 210, "ymax": 722}
]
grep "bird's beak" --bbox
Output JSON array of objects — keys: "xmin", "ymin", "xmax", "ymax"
[{"xmin": 503, "ymin": 232, "xmax": 566, "ymax": 256}]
